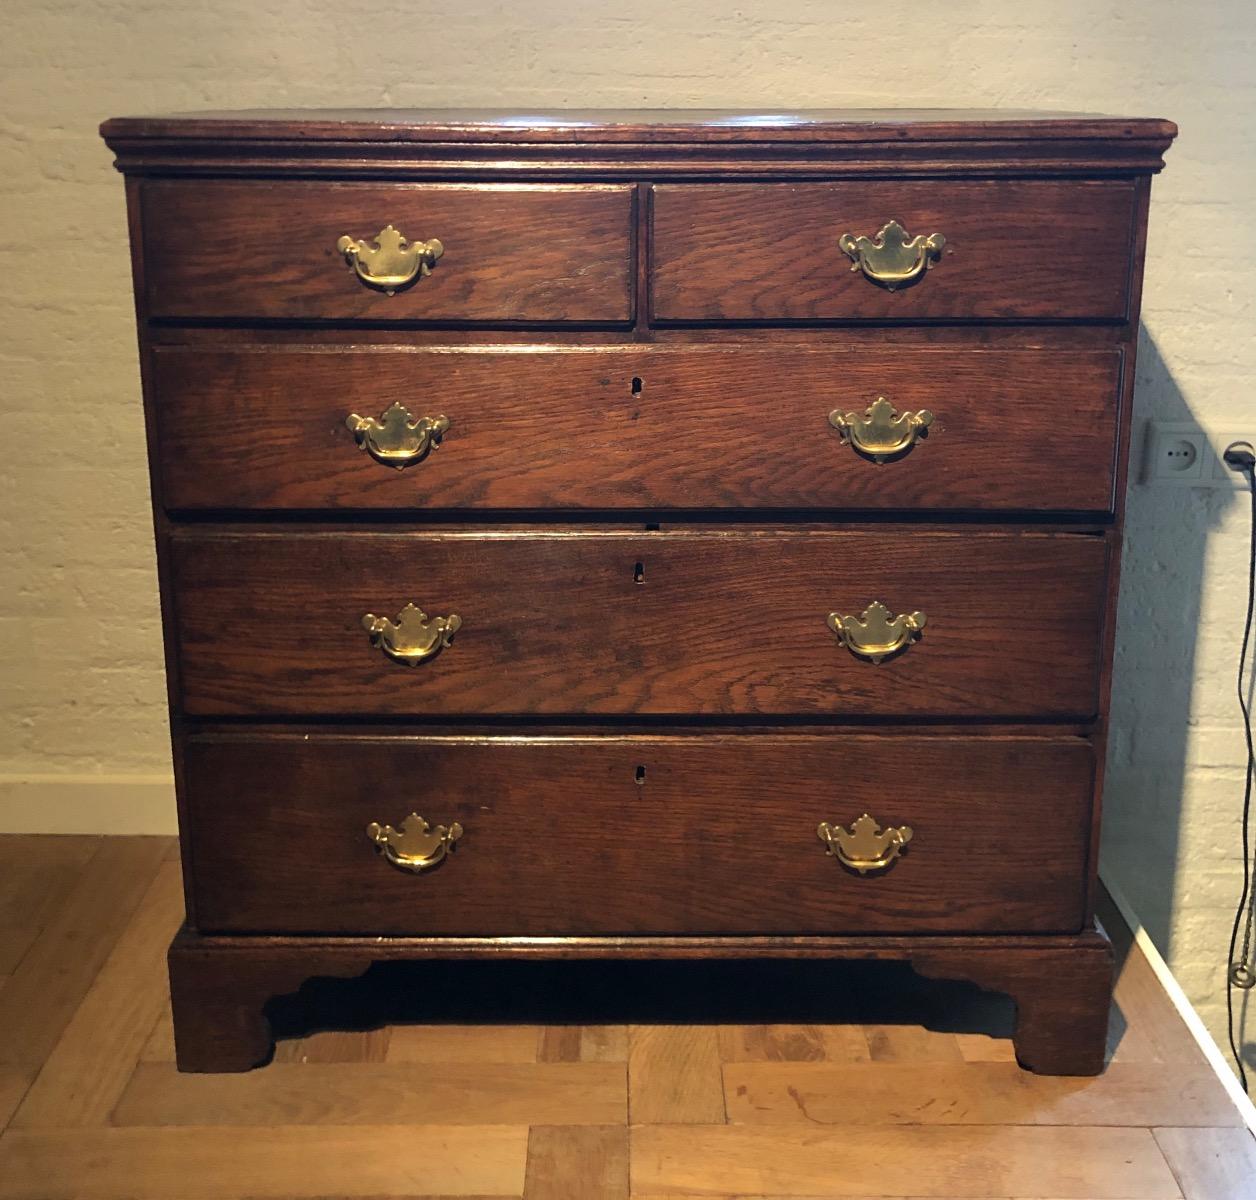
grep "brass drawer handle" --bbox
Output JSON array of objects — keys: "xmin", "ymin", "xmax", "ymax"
[
  {"xmin": 838, "ymin": 220, "xmax": 945, "ymax": 290},
  {"xmin": 367, "ymin": 812, "xmax": 463, "ymax": 872},
  {"xmin": 818, "ymin": 814, "xmax": 913, "ymax": 875},
  {"xmin": 827, "ymin": 601, "xmax": 926, "ymax": 664},
  {"xmin": 829, "ymin": 396, "xmax": 932, "ymax": 463},
  {"xmin": 346, "ymin": 403, "xmax": 450, "ymax": 469},
  {"xmin": 337, "ymin": 224, "xmax": 444, "ymax": 294},
  {"xmin": 362, "ymin": 603, "xmax": 461, "ymax": 666}
]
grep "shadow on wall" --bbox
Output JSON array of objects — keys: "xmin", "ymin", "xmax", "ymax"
[{"xmin": 1101, "ymin": 323, "xmax": 1252, "ymax": 1071}]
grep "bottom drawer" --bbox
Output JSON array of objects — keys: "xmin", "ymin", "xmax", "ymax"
[{"xmin": 182, "ymin": 732, "xmax": 1094, "ymax": 936}]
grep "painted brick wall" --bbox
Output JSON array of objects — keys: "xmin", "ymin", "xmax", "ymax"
[{"xmin": 2, "ymin": 0, "xmax": 1254, "ymax": 1069}]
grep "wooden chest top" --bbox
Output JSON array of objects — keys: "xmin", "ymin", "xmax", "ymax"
[{"xmin": 100, "ymin": 108, "xmax": 1176, "ymax": 176}]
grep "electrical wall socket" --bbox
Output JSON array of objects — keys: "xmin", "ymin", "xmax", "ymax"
[{"xmin": 1143, "ymin": 421, "xmax": 1254, "ymax": 488}]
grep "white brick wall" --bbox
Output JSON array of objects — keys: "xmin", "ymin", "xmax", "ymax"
[{"xmin": 2, "ymin": 0, "xmax": 1254, "ymax": 1072}]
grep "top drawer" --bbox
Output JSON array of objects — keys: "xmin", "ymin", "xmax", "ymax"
[
  {"xmin": 139, "ymin": 181, "xmax": 636, "ymax": 323},
  {"xmin": 651, "ymin": 181, "xmax": 1137, "ymax": 323}
]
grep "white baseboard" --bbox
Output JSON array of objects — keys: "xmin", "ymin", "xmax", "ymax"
[{"xmin": 0, "ymin": 774, "xmax": 177, "ymax": 834}]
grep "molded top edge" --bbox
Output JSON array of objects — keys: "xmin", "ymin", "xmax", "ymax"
[{"xmin": 100, "ymin": 107, "xmax": 1178, "ymax": 146}]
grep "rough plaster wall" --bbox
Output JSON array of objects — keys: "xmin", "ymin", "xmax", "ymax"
[{"xmin": 2, "ymin": 0, "xmax": 1254, "ymax": 1064}]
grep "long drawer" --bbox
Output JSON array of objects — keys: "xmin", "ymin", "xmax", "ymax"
[
  {"xmin": 140, "ymin": 181, "xmax": 636, "ymax": 322},
  {"xmin": 151, "ymin": 345, "xmax": 1122, "ymax": 514},
  {"xmin": 651, "ymin": 181, "xmax": 1137, "ymax": 322},
  {"xmin": 183, "ymin": 732, "xmax": 1094, "ymax": 936},
  {"xmin": 169, "ymin": 529, "xmax": 1108, "ymax": 717}
]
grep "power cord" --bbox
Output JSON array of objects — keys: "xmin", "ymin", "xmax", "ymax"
[{"xmin": 1224, "ymin": 439, "xmax": 1256, "ymax": 1091}]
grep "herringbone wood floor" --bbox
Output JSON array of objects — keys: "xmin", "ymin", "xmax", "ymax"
[{"xmin": 0, "ymin": 834, "xmax": 1252, "ymax": 1199}]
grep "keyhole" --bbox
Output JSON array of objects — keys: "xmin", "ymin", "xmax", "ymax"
[
  {"xmin": 635, "ymin": 765, "xmax": 647, "ymax": 784},
  {"xmin": 631, "ymin": 376, "xmax": 643, "ymax": 395},
  {"xmin": 633, "ymin": 561, "xmax": 645, "ymax": 584}
]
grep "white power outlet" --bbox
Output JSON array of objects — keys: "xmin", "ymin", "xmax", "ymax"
[
  {"xmin": 1143, "ymin": 422, "xmax": 1254, "ymax": 488},
  {"xmin": 1144, "ymin": 422, "xmax": 1206, "ymax": 484}
]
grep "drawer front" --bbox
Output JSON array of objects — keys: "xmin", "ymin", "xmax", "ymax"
[
  {"xmin": 140, "ymin": 181, "xmax": 635, "ymax": 322},
  {"xmin": 170, "ymin": 530, "xmax": 1107, "ymax": 718},
  {"xmin": 184, "ymin": 732, "xmax": 1093, "ymax": 936},
  {"xmin": 651, "ymin": 181, "xmax": 1136, "ymax": 322},
  {"xmin": 153, "ymin": 345, "xmax": 1121, "ymax": 515}
]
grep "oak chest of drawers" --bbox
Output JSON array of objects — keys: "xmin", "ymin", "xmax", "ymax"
[{"xmin": 101, "ymin": 108, "xmax": 1176, "ymax": 1074}]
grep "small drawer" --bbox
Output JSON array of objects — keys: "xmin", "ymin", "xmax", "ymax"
[
  {"xmin": 169, "ymin": 529, "xmax": 1108, "ymax": 719},
  {"xmin": 151, "ymin": 345, "xmax": 1122, "ymax": 515},
  {"xmin": 651, "ymin": 181, "xmax": 1137, "ymax": 322},
  {"xmin": 183, "ymin": 731, "xmax": 1093, "ymax": 936},
  {"xmin": 140, "ymin": 181, "xmax": 635, "ymax": 323}
]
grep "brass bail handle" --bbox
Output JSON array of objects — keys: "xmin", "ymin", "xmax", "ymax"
[
  {"xmin": 829, "ymin": 397, "xmax": 933, "ymax": 463},
  {"xmin": 346, "ymin": 403, "xmax": 450, "ymax": 469},
  {"xmin": 337, "ymin": 224, "xmax": 444, "ymax": 294},
  {"xmin": 827, "ymin": 601, "xmax": 926, "ymax": 664},
  {"xmin": 838, "ymin": 220, "xmax": 945, "ymax": 290},
  {"xmin": 367, "ymin": 813, "xmax": 463, "ymax": 873},
  {"xmin": 362, "ymin": 603, "xmax": 461, "ymax": 666},
  {"xmin": 817, "ymin": 814, "xmax": 913, "ymax": 875}
]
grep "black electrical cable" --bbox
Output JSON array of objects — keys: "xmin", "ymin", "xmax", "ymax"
[{"xmin": 1225, "ymin": 445, "xmax": 1256, "ymax": 1092}]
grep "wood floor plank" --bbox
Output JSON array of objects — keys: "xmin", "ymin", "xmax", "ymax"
[
  {"xmin": 723, "ymin": 1062, "xmax": 1242, "ymax": 1127},
  {"xmin": 12, "ymin": 860, "xmax": 183, "ymax": 1128},
  {"xmin": 0, "ymin": 836, "xmax": 101, "ymax": 975},
  {"xmin": 716, "ymin": 1024, "xmax": 870, "ymax": 1063},
  {"xmin": 538, "ymin": 1026, "xmax": 627, "ymax": 1063},
  {"xmin": 387, "ymin": 1025, "xmax": 540, "ymax": 1063},
  {"xmin": 522, "ymin": 1126, "xmax": 627, "ymax": 1199},
  {"xmin": 628, "ymin": 1026, "xmax": 725, "ymax": 1125},
  {"xmin": 630, "ymin": 1124, "xmax": 1184, "ymax": 1198},
  {"xmin": 952, "ymin": 1031, "xmax": 1019, "ymax": 1062},
  {"xmin": 112, "ymin": 1061, "xmax": 626, "ymax": 1126},
  {"xmin": 862, "ymin": 1023, "xmax": 965, "ymax": 1062},
  {"xmin": 1095, "ymin": 895, "xmax": 1211, "ymax": 1068},
  {"xmin": 0, "ymin": 1069, "xmax": 34, "ymax": 1132},
  {"xmin": 274, "ymin": 1028, "xmax": 392, "ymax": 1063},
  {"xmin": 1107, "ymin": 949, "xmax": 1212, "ymax": 1067},
  {"xmin": 537, "ymin": 1027, "xmax": 582, "ymax": 1062},
  {"xmin": 1153, "ymin": 1126, "xmax": 1256, "ymax": 1200},
  {"xmin": 576, "ymin": 1026, "xmax": 629, "ymax": 1062},
  {"xmin": 139, "ymin": 1005, "xmax": 176, "ymax": 1062},
  {"xmin": 0, "ymin": 1125, "xmax": 528, "ymax": 1199},
  {"xmin": 0, "ymin": 837, "xmax": 171, "ymax": 1067}
]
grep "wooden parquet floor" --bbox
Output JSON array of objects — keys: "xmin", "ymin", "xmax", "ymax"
[{"xmin": 0, "ymin": 834, "xmax": 1252, "ymax": 1199}]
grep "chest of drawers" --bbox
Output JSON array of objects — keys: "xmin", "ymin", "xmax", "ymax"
[{"xmin": 100, "ymin": 108, "xmax": 1175, "ymax": 1074}]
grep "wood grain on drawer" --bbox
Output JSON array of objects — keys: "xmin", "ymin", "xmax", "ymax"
[
  {"xmin": 170, "ymin": 530, "xmax": 1107, "ymax": 718},
  {"xmin": 140, "ymin": 181, "xmax": 635, "ymax": 322},
  {"xmin": 152, "ymin": 345, "xmax": 1122, "ymax": 514},
  {"xmin": 651, "ymin": 181, "xmax": 1136, "ymax": 322},
  {"xmin": 183, "ymin": 732, "xmax": 1093, "ymax": 936}
]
